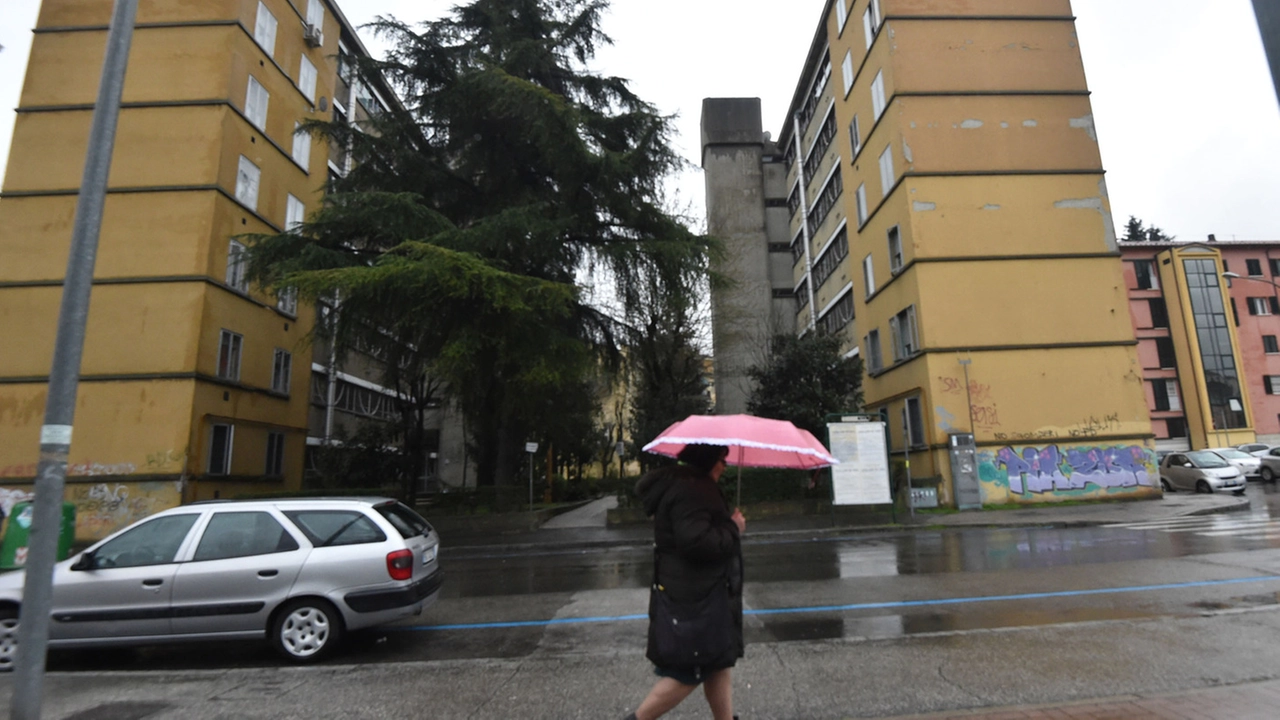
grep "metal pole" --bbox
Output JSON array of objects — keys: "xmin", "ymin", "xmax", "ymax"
[
  {"xmin": 959, "ymin": 357, "xmax": 975, "ymax": 434},
  {"xmin": 902, "ymin": 409, "xmax": 915, "ymax": 519},
  {"xmin": 11, "ymin": 1, "xmax": 138, "ymax": 718}
]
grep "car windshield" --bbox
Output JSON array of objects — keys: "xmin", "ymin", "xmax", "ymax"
[
  {"xmin": 1213, "ymin": 449, "xmax": 1253, "ymax": 460},
  {"xmin": 1187, "ymin": 451, "xmax": 1230, "ymax": 468}
]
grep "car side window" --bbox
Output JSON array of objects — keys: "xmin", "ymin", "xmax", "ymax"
[
  {"xmin": 1168, "ymin": 455, "xmax": 1185, "ymax": 466},
  {"xmin": 92, "ymin": 514, "xmax": 200, "ymax": 569},
  {"xmin": 193, "ymin": 511, "xmax": 300, "ymax": 562},
  {"xmin": 283, "ymin": 510, "xmax": 386, "ymax": 547}
]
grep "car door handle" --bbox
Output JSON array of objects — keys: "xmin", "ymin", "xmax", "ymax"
[
  {"xmin": 142, "ymin": 579, "xmax": 164, "ymax": 587},
  {"xmin": 258, "ymin": 570, "xmax": 279, "ymax": 578}
]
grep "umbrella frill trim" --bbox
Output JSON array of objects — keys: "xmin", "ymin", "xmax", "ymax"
[{"xmin": 641, "ymin": 436, "xmax": 839, "ymax": 464}]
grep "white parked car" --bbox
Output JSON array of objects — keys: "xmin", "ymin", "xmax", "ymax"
[
  {"xmin": 0, "ymin": 497, "xmax": 443, "ymax": 669},
  {"xmin": 1204, "ymin": 447, "xmax": 1262, "ymax": 479},
  {"xmin": 1258, "ymin": 447, "xmax": 1280, "ymax": 481},
  {"xmin": 1237, "ymin": 443, "xmax": 1273, "ymax": 458}
]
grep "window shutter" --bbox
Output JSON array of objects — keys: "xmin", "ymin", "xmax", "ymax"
[
  {"xmin": 1232, "ymin": 298, "xmax": 1240, "ymax": 326},
  {"xmin": 1248, "ymin": 298, "xmax": 1259, "ymax": 316},
  {"xmin": 1268, "ymin": 376, "xmax": 1276, "ymax": 395},
  {"xmin": 1270, "ymin": 296, "xmax": 1279, "ymax": 315}
]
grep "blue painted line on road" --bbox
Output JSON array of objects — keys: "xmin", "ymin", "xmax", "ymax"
[{"xmin": 397, "ymin": 575, "xmax": 1280, "ymax": 632}]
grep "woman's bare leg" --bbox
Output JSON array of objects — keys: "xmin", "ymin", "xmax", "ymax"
[
  {"xmin": 635, "ymin": 677, "xmax": 698, "ymax": 720},
  {"xmin": 702, "ymin": 668, "xmax": 734, "ymax": 720}
]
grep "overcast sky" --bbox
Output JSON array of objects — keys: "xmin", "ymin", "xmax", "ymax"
[{"xmin": 2, "ymin": 0, "xmax": 1278, "ymax": 242}]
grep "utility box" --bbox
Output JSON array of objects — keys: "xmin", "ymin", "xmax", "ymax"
[
  {"xmin": 949, "ymin": 433, "xmax": 982, "ymax": 510},
  {"xmin": 0, "ymin": 501, "xmax": 77, "ymax": 571}
]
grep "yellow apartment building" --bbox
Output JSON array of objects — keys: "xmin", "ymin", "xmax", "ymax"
[
  {"xmin": 703, "ymin": 0, "xmax": 1157, "ymax": 508},
  {"xmin": 0, "ymin": 0, "xmax": 408, "ymax": 540}
]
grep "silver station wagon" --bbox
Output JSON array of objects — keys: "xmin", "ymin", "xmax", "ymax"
[{"xmin": 0, "ymin": 497, "xmax": 442, "ymax": 667}]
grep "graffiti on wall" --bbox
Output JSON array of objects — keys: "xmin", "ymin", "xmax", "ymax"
[
  {"xmin": 937, "ymin": 376, "xmax": 1001, "ymax": 429},
  {"xmin": 978, "ymin": 444, "xmax": 1156, "ymax": 495},
  {"xmin": 0, "ymin": 461, "xmax": 138, "ymax": 478},
  {"xmin": 0, "ymin": 481, "xmax": 181, "ymax": 540}
]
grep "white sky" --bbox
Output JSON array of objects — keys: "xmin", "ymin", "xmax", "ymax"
[{"xmin": 2, "ymin": 0, "xmax": 1278, "ymax": 242}]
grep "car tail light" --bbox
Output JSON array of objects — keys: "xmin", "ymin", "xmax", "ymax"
[{"xmin": 386, "ymin": 549, "xmax": 413, "ymax": 580}]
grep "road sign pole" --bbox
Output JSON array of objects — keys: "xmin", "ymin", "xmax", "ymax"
[{"xmin": 10, "ymin": 2, "xmax": 139, "ymax": 718}]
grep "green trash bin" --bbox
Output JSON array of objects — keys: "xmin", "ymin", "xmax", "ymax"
[{"xmin": 0, "ymin": 501, "xmax": 77, "ymax": 571}]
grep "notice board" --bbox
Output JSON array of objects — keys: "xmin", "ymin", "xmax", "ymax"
[{"xmin": 827, "ymin": 418, "xmax": 892, "ymax": 505}]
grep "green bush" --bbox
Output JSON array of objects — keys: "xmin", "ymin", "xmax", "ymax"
[{"xmin": 616, "ymin": 466, "xmax": 827, "ymax": 509}]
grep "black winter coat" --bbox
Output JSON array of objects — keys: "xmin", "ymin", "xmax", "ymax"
[{"xmin": 636, "ymin": 463, "xmax": 744, "ymax": 667}]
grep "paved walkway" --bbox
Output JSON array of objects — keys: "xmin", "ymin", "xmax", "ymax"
[{"xmin": 883, "ymin": 678, "xmax": 1280, "ymax": 719}]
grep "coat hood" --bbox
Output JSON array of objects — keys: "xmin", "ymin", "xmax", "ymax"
[{"xmin": 636, "ymin": 464, "xmax": 700, "ymax": 517}]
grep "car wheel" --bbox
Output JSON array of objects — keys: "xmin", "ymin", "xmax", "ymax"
[
  {"xmin": 1263, "ymin": 466, "xmax": 1275, "ymax": 482},
  {"xmin": 271, "ymin": 598, "xmax": 343, "ymax": 663},
  {"xmin": 1197, "ymin": 480, "xmax": 1212, "ymax": 494},
  {"xmin": 0, "ymin": 606, "xmax": 18, "ymax": 672},
  {"xmin": 1160, "ymin": 478, "xmax": 1173, "ymax": 492}
]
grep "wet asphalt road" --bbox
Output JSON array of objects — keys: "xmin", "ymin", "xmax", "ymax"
[{"xmin": 45, "ymin": 484, "xmax": 1280, "ymax": 672}]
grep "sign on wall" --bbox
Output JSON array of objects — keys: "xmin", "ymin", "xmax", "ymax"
[{"xmin": 827, "ymin": 416, "xmax": 892, "ymax": 505}]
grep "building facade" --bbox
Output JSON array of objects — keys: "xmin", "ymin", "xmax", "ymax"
[
  {"xmin": 703, "ymin": 0, "xmax": 1158, "ymax": 507},
  {"xmin": 1122, "ymin": 239, "xmax": 1280, "ymax": 452},
  {"xmin": 0, "ymin": 0, "xmax": 467, "ymax": 541}
]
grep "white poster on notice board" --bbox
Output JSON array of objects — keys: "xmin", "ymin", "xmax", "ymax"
[{"xmin": 827, "ymin": 420, "xmax": 892, "ymax": 505}]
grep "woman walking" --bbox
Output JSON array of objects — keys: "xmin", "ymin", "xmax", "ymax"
[{"xmin": 624, "ymin": 443, "xmax": 745, "ymax": 720}]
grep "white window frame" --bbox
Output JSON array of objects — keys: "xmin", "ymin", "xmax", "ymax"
[
  {"xmin": 863, "ymin": 254, "xmax": 875, "ymax": 297},
  {"xmin": 863, "ymin": 8, "xmax": 875, "ymax": 50},
  {"xmin": 226, "ymin": 240, "xmax": 248, "ymax": 292},
  {"xmin": 235, "ymin": 155, "xmax": 260, "ymax": 211},
  {"xmin": 889, "ymin": 305, "xmax": 918, "ymax": 361},
  {"xmin": 299, "ymin": 55, "xmax": 318, "ymax": 103},
  {"xmin": 1268, "ymin": 376, "xmax": 1280, "ymax": 395},
  {"xmin": 286, "ymin": 193, "xmax": 305, "ymax": 230},
  {"xmin": 879, "ymin": 145, "xmax": 895, "ymax": 197},
  {"xmin": 849, "ymin": 114, "xmax": 861, "ymax": 157},
  {"xmin": 1165, "ymin": 380, "xmax": 1182, "ymax": 412},
  {"xmin": 836, "ymin": 0, "xmax": 849, "ymax": 33},
  {"xmin": 291, "ymin": 122, "xmax": 310, "ymax": 171},
  {"xmin": 272, "ymin": 348, "xmax": 292, "ymax": 394},
  {"xmin": 856, "ymin": 183, "xmax": 868, "ymax": 226},
  {"xmin": 277, "ymin": 287, "xmax": 298, "ymax": 316},
  {"xmin": 904, "ymin": 395, "xmax": 923, "ymax": 447},
  {"xmin": 887, "ymin": 225, "xmax": 903, "ymax": 273},
  {"xmin": 245, "ymin": 76, "xmax": 269, "ymax": 130},
  {"xmin": 253, "ymin": 2, "xmax": 277, "ymax": 57},
  {"xmin": 1250, "ymin": 297, "xmax": 1273, "ymax": 316},
  {"xmin": 209, "ymin": 424, "xmax": 234, "ymax": 475},
  {"xmin": 217, "ymin": 330, "xmax": 244, "ymax": 380},
  {"xmin": 306, "ymin": 0, "xmax": 325, "ymax": 29},
  {"xmin": 841, "ymin": 50, "xmax": 854, "ymax": 96},
  {"xmin": 871, "ymin": 70, "xmax": 886, "ymax": 120}
]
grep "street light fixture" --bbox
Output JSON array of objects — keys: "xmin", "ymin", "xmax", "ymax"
[{"xmin": 1222, "ymin": 270, "xmax": 1280, "ymax": 288}]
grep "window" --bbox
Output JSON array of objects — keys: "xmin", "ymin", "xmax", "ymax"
[
  {"xmin": 803, "ymin": 111, "xmax": 838, "ymax": 182},
  {"xmin": 841, "ymin": 50, "xmax": 854, "ymax": 95},
  {"xmin": 855, "ymin": 183, "xmax": 867, "ymax": 225},
  {"xmin": 806, "ymin": 168, "xmax": 843, "ymax": 237},
  {"xmin": 790, "ymin": 230, "xmax": 804, "ymax": 266},
  {"xmin": 225, "ymin": 240, "xmax": 248, "ymax": 292},
  {"xmin": 887, "ymin": 225, "xmax": 903, "ymax": 273},
  {"xmin": 1148, "ymin": 298, "xmax": 1169, "ymax": 328},
  {"xmin": 863, "ymin": 8, "xmax": 875, "ymax": 49},
  {"xmin": 905, "ymin": 396, "xmax": 924, "ymax": 448},
  {"xmin": 1152, "ymin": 379, "xmax": 1181, "ymax": 411},
  {"xmin": 253, "ymin": 1, "xmax": 277, "ymax": 56},
  {"xmin": 1133, "ymin": 260, "xmax": 1159, "ymax": 290},
  {"xmin": 1248, "ymin": 259, "xmax": 1264, "ymax": 276},
  {"xmin": 1265, "ymin": 335, "xmax": 1279, "ymax": 353},
  {"xmin": 265, "ymin": 433, "xmax": 286, "ymax": 476},
  {"xmin": 1155, "ymin": 336, "xmax": 1177, "ymax": 369},
  {"xmin": 292, "ymin": 122, "xmax": 310, "ymax": 171},
  {"xmin": 1183, "ymin": 258, "xmax": 1246, "ymax": 430},
  {"xmin": 299, "ymin": 55, "xmax": 318, "ymax": 103},
  {"xmin": 889, "ymin": 305, "xmax": 918, "ymax": 361},
  {"xmin": 1222, "ymin": 260, "xmax": 1230, "ymax": 272},
  {"xmin": 286, "ymin": 193, "xmax": 305, "ymax": 230},
  {"xmin": 245, "ymin": 76, "xmax": 269, "ymax": 130},
  {"xmin": 272, "ymin": 348, "xmax": 292, "ymax": 393},
  {"xmin": 813, "ymin": 227, "xmax": 849, "ymax": 288},
  {"xmin": 1271, "ymin": 258, "xmax": 1280, "ymax": 277},
  {"xmin": 871, "ymin": 70, "xmax": 886, "ymax": 120},
  {"xmin": 865, "ymin": 329, "xmax": 882, "ymax": 372},
  {"xmin": 209, "ymin": 424, "xmax": 234, "ymax": 475},
  {"xmin": 863, "ymin": 254, "xmax": 875, "ymax": 296},
  {"xmin": 848, "ymin": 114, "xmax": 861, "ymax": 157},
  {"xmin": 816, "ymin": 290, "xmax": 855, "ymax": 336},
  {"xmin": 1165, "ymin": 417, "xmax": 1188, "ymax": 438},
  {"xmin": 306, "ymin": 0, "xmax": 325, "ymax": 29},
  {"xmin": 277, "ymin": 287, "xmax": 298, "ymax": 316},
  {"xmin": 836, "ymin": 0, "xmax": 848, "ymax": 32},
  {"xmin": 90, "ymin": 514, "xmax": 200, "ymax": 569},
  {"xmin": 376, "ymin": 502, "xmax": 434, "ymax": 539},
  {"xmin": 878, "ymin": 145, "xmax": 894, "ymax": 197},
  {"xmin": 284, "ymin": 511, "xmax": 387, "ymax": 547},
  {"xmin": 235, "ymin": 155, "xmax": 260, "ymax": 210},
  {"xmin": 1248, "ymin": 297, "xmax": 1279, "ymax": 316},
  {"xmin": 194, "ymin": 511, "xmax": 297, "ymax": 561},
  {"xmin": 794, "ymin": 277, "xmax": 810, "ymax": 311},
  {"xmin": 1267, "ymin": 376, "xmax": 1280, "ymax": 395},
  {"xmin": 218, "ymin": 330, "xmax": 243, "ymax": 380}
]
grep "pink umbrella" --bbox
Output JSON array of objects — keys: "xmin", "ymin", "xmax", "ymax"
[{"xmin": 642, "ymin": 414, "xmax": 839, "ymax": 504}]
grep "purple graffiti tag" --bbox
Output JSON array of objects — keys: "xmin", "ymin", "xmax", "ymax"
[
  {"xmin": 996, "ymin": 447, "xmax": 1031, "ymax": 494},
  {"xmin": 998, "ymin": 445, "xmax": 1155, "ymax": 495}
]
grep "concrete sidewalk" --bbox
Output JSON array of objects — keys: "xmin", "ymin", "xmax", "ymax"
[{"xmin": 437, "ymin": 492, "xmax": 1253, "ymax": 553}]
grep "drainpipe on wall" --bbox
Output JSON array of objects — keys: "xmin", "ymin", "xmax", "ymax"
[{"xmin": 791, "ymin": 112, "xmax": 818, "ymax": 332}]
